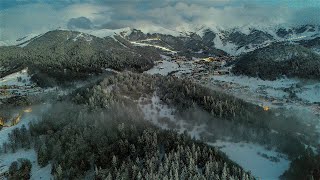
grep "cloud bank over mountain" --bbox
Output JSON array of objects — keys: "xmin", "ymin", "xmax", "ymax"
[{"xmin": 1, "ymin": 0, "xmax": 320, "ymax": 41}]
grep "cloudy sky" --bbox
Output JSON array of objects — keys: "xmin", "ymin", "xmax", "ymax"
[{"xmin": 1, "ymin": 0, "xmax": 320, "ymax": 41}]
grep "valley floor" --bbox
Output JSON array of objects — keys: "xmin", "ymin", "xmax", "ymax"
[
  {"xmin": 143, "ymin": 54, "xmax": 320, "ymax": 179},
  {"xmin": 0, "ymin": 53, "xmax": 319, "ymax": 179}
]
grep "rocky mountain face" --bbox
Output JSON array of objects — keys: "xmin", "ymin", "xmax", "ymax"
[{"xmin": 232, "ymin": 42, "xmax": 320, "ymax": 80}]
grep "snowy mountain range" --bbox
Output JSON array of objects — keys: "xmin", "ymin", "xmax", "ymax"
[{"xmin": 1, "ymin": 24, "xmax": 320, "ymax": 56}]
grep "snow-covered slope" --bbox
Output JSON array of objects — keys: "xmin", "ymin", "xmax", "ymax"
[
  {"xmin": 1, "ymin": 24, "xmax": 320, "ymax": 56},
  {"xmin": 0, "ymin": 33, "xmax": 44, "ymax": 47},
  {"xmin": 205, "ymin": 24, "xmax": 320, "ymax": 55},
  {"xmin": 0, "ymin": 104, "xmax": 52, "ymax": 179},
  {"xmin": 78, "ymin": 27, "xmax": 132, "ymax": 38}
]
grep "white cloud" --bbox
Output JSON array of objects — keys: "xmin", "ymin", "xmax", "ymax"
[
  {"xmin": 0, "ymin": 3, "xmax": 110, "ymax": 41},
  {"xmin": 0, "ymin": 1, "xmax": 319, "ymax": 42}
]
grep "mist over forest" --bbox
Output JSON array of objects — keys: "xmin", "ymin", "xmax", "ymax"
[{"xmin": 1, "ymin": 1, "xmax": 320, "ymax": 180}]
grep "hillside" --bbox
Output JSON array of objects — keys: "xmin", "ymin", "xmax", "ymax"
[
  {"xmin": 232, "ymin": 43, "xmax": 320, "ymax": 80},
  {"xmin": 0, "ymin": 30, "xmax": 160, "ymax": 86}
]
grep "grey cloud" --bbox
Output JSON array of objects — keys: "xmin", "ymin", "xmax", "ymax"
[
  {"xmin": 99, "ymin": 21, "xmax": 127, "ymax": 29},
  {"xmin": 289, "ymin": 7, "xmax": 320, "ymax": 25},
  {"xmin": 67, "ymin": 16, "xmax": 93, "ymax": 29},
  {"xmin": 1, "ymin": 1, "xmax": 320, "ymax": 42}
]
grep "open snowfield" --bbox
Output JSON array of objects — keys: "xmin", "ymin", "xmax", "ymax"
[
  {"xmin": 145, "ymin": 61, "xmax": 180, "ymax": 76},
  {"xmin": 0, "ymin": 104, "xmax": 51, "ymax": 179},
  {"xmin": 208, "ymin": 140, "xmax": 290, "ymax": 180},
  {"xmin": 206, "ymin": 74, "xmax": 320, "ymax": 117},
  {"xmin": 0, "ymin": 111, "xmax": 36, "ymax": 145},
  {"xmin": 209, "ymin": 74, "xmax": 320, "ymax": 104},
  {"xmin": 0, "ymin": 104, "xmax": 51, "ymax": 145},
  {"xmin": 0, "ymin": 68, "xmax": 31, "ymax": 87},
  {"xmin": 145, "ymin": 57, "xmax": 193, "ymax": 76},
  {"xmin": 146, "ymin": 55, "xmax": 320, "ymax": 118},
  {"xmin": 0, "ymin": 68, "xmax": 50, "ymax": 99},
  {"xmin": 296, "ymin": 83, "xmax": 320, "ymax": 103},
  {"xmin": 0, "ymin": 149, "xmax": 52, "ymax": 180},
  {"xmin": 209, "ymin": 74, "xmax": 296, "ymax": 102}
]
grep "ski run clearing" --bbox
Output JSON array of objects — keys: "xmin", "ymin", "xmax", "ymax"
[{"xmin": 130, "ymin": 41, "xmax": 177, "ymax": 53}]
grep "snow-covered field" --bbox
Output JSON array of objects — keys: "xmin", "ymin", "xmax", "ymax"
[
  {"xmin": 0, "ymin": 68, "xmax": 49, "ymax": 100},
  {"xmin": 296, "ymin": 83, "xmax": 320, "ymax": 103},
  {"xmin": 206, "ymin": 74, "xmax": 320, "ymax": 116},
  {"xmin": 145, "ymin": 61, "xmax": 179, "ymax": 76},
  {"xmin": 0, "ymin": 109, "xmax": 36, "ymax": 145},
  {"xmin": 208, "ymin": 141, "xmax": 290, "ymax": 180},
  {"xmin": 209, "ymin": 74, "xmax": 296, "ymax": 101},
  {"xmin": 0, "ymin": 33, "xmax": 44, "ymax": 47},
  {"xmin": 0, "ymin": 149, "xmax": 52, "ymax": 180},
  {"xmin": 145, "ymin": 57, "xmax": 193, "ymax": 76},
  {"xmin": 0, "ymin": 104, "xmax": 51, "ymax": 179},
  {"xmin": 0, "ymin": 68, "xmax": 31, "ymax": 86},
  {"xmin": 145, "ymin": 55, "xmax": 320, "ymax": 114}
]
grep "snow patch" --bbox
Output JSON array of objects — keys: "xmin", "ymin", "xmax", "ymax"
[
  {"xmin": 208, "ymin": 140, "xmax": 290, "ymax": 180},
  {"xmin": 72, "ymin": 33, "xmax": 92, "ymax": 42},
  {"xmin": 145, "ymin": 56, "xmax": 193, "ymax": 76},
  {"xmin": 0, "ymin": 68, "xmax": 31, "ymax": 86},
  {"xmin": 0, "ymin": 33, "xmax": 44, "ymax": 47},
  {"xmin": 145, "ymin": 60, "xmax": 179, "ymax": 76},
  {"xmin": 80, "ymin": 27, "xmax": 132, "ymax": 38},
  {"xmin": 131, "ymin": 41, "xmax": 177, "ymax": 53},
  {"xmin": 296, "ymin": 83, "xmax": 320, "ymax": 103},
  {"xmin": 139, "ymin": 94, "xmax": 176, "ymax": 130},
  {"xmin": 136, "ymin": 24, "xmax": 183, "ymax": 37},
  {"xmin": 0, "ymin": 104, "xmax": 52, "ymax": 179},
  {"xmin": 138, "ymin": 93, "xmax": 206, "ymax": 139},
  {"xmin": 210, "ymin": 75, "xmax": 298, "ymax": 91},
  {"xmin": 0, "ymin": 149, "xmax": 52, "ymax": 180}
]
